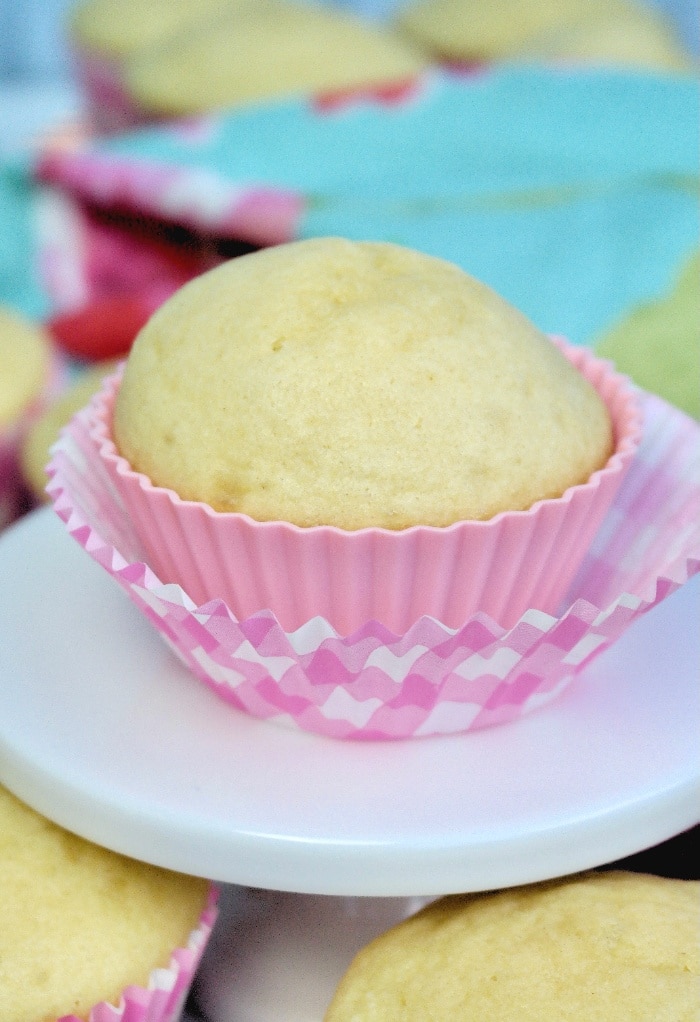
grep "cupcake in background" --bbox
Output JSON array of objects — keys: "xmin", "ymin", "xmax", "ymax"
[
  {"xmin": 21, "ymin": 359, "xmax": 119, "ymax": 506},
  {"xmin": 596, "ymin": 251, "xmax": 699, "ymax": 420},
  {"xmin": 394, "ymin": 0, "xmax": 696, "ymax": 72},
  {"xmin": 0, "ymin": 307, "xmax": 53, "ymax": 530},
  {"xmin": 324, "ymin": 871, "xmax": 700, "ymax": 1020},
  {"xmin": 68, "ymin": 0, "xmax": 258, "ymax": 131},
  {"xmin": 1, "ymin": 783, "xmax": 216, "ymax": 1022},
  {"xmin": 121, "ymin": 1, "xmax": 427, "ymax": 120},
  {"xmin": 68, "ymin": 0, "xmax": 428, "ymax": 131}
]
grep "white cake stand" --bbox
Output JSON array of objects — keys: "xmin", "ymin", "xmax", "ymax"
[{"xmin": 2, "ymin": 508, "xmax": 698, "ymax": 1020}]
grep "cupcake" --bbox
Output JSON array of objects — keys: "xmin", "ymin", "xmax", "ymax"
[
  {"xmin": 0, "ymin": 307, "xmax": 53, "ymax": 530},
  {"xmin": 596, "ymin": 251, "xmax": 699, "ymax": 420},
  {"xmin": 518, "ymin": 6, "xmax": 698, "ymax": 73},
  {"xmin": 46, "ymin": 237, "xmax": 657, "ymax": 740},
  {"xmin": 0, "ymin": 783, "xmax": 216, "ymax": 1022},
  {"xmin": 395, "ymin": 0, "xmax": 695, "ymax": 71},
  {"xmin": 20, "ymin": 359, "xmax": 119, "ymax": 505},
  {"xmin": 121, "ymin": 1, "xmax": 427, "ymax": 118},
  {"xmin": 324, "ymin": 871, "xmax": 700, "ymax": 1020},
  {"xmin": 68, "ymin": 0, "xmax": 253, "ymax": 131}
]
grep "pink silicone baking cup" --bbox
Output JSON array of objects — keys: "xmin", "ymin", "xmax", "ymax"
[
  {"xmin": 77, "ymin": 340, "xmax": 640, "ymax": 635},
  {"xmin": 57, "ymin": 885, "xmax": 218, "ymax": 1022},
  {"xmin": 46, "ymin": 344, "xmax": 700, "ymax": 742}
]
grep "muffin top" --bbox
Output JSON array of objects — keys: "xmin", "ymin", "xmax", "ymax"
[
  {"xmin": 114, "ymin": 237, "xmax": 613, "ymax": 531},
  {"xmin": 395, "ymin": 0, "xmax": 692, "ymax": 67},
  {"xmin": 1, "ymin": 784, "xmax": 210, "ymax": 1022},
  {"xmin": 325, "ymin": 871, "xmax": 700, "ymax": 1021},
  {"xmin": 69, "ymin": 0, "xmax": 256, "ymax": 59},
  {"xmin": 124, "ymin": 2, "xmax": 426, "ymax": 115},
  {"xmin": 0, "ymin": 307, "xmax": 50, "ymax": 430}
]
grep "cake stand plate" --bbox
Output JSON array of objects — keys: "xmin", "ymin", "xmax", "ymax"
[{"xmin": 1, "ymin": 507, "xmax": 698, "ymax": 896}]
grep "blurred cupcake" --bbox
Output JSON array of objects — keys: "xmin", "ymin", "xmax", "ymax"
[
  {"xmin": 21, "ymin": 359, "xmax": 119, "ymax": 505},
  {"xmin": 395, "ymin": 0, "xmax": 695, "ymax": 71},
  {"xmin": 121, "ymin": 1, "xmax": 427, "ymax": 118},
  {"xmin": 324, "ymin": 871, "xmax": 700, "ymax": 1019},
  {"xmin": 596, "ymin": 251, "xmax": 699, "ymax": 419},
  {"xmin": 68, "ymin": 0, "xmax": 255, "ymax": 131},
  {"xmin": 0, "ymin": 307, "xmax": 53, "ymax": 530},
  {"xmin": 1, "ymin": 783, "xmax": 216, "ymax": 1022},
  {"xmin": 519, "ymin": 4, "xmax": 697, "ymax": 73}
]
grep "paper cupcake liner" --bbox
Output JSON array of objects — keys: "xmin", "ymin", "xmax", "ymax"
[
  {"xmin": 76, "ymin": 342, "xmax": 640, "ymax": 636},
  {"xmin": 46, "ymin": 364, "xmax": 699, "ymax": 740},
  {"xmin": 57, "ymin": 886, "xmax": 218, "ymax": 1022}
]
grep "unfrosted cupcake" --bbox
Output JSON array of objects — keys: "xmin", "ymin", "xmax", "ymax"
[
  {"xmin": 324, "ymin": 871, "xmax": 700, "ymax": 1020},
  {"xmin": 122, "ymin": 2, "xmax": 427, "ymax": 118},
  {"xmin": 49, "ymin": 236, "xmax": 647, "ymax": 739},
  {"xmin": 596, "ymin": 251, "xmax": 699, "ymax": 419},
  {"xmin": 68, "ymin": 0, "xmax": 254, "ymax": 131},
  {"xmin": 395, "ymin": 0, "xmax": 695, "ymax": 71},
  {"xmin": 0, "ymin": 307, "xmax": 53, "ymax": 529},
  {"xmin": 1, "ymin": 783, "xmax": 216, "ymax": 1022}
]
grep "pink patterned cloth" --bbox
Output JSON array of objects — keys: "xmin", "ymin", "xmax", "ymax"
[{"xmin": 48, "ymin": 389, "xmax": 698, "ymax": 740}]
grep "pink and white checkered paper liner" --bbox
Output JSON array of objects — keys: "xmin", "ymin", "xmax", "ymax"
[
  {"xmin": 57, "ymin": 886, "xmax": 218, "ymax": 1022},
  {"xmin": 48, "ymin": 388, "xmax": 698, "ymax": 741}
]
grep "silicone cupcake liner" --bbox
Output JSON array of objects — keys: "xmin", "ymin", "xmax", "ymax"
[
  {"xmin": 77, "ymin": 341, "xmax": 639, "ymax": 636},
  {"xmin": 46, "ymin": 368, "xmax": 700, "ymax": 741},
  {"xmin": 57, "ymin": 885, "xmax": 218, "ymax": 1022}
]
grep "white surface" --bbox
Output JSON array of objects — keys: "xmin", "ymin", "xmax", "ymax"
[
  {"xmin": 0, "ymin": 506, "xmax": 698, "ymax": 895},
  {"xmin": 194, "ymin": 887, "xmax": 432, "ymax": 1022}
]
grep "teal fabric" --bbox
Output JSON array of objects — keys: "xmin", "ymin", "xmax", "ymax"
[
  {"xmin": 89, "ymin": 66, "xmax": 699, "ymax": 345},
  {"xmin": 0, "ymin": 158, "xmax": 49, "ymax": 318}
]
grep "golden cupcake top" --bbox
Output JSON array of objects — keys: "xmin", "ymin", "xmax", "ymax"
[
  {"xmin": 123, "ymin": 2, "xmax": 427, "ymax": 115},
  {"xmin": 114, "ymin": 237, "xmax": 612, "ymax": 531},
  {"xmin": 0, "ymin": 307, "xmax": 51, "ymax": 430},
  {"xmin": 0, "ymin": 784, "xmax": 210, "ymax": 1022},
  {"xmin": 395, "ymin": 0, "xmax": 695, "ymax": 71},
  {"xmin": 69, "ymin": 0, "xmax": 259, "ymax": 59},
  {"xmin": 21, "ymin": 359, "xmax": 119, "ymax": 502},
  {"xmin": 325, "ymin": 871, "xmax": 700, "ymax": 1020}
]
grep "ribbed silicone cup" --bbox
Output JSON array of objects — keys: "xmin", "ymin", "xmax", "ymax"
[
  {"xmin": 90, "ymin": 340, "xmax": 640, "ymax": 635},
  {"xmin": 57, "ymin": 886, "xmax": 217, "ymax": 1022}
]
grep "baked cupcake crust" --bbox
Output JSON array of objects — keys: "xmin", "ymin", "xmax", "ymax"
[
  {"xmin": 1, "ymin": 785, "xmax": 210, "ymax": 1022},
  {"xmin": 114, "ymin": 237, "xmax": 613, "ymax": 530},
  {"xmin": 325, "ymin": 871, "xmax": 700, "ymax": 1020}
]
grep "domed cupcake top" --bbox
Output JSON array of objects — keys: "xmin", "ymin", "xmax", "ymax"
[
  {"xmin": 0, "ymin": 307, "xmax": 50, "ymax": 430},
  {"xmin": 115, "ymin": 238, "xmax": 613, "ymax": 531}
]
